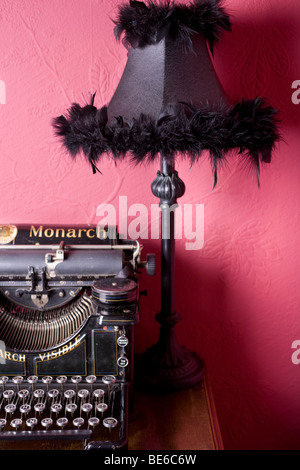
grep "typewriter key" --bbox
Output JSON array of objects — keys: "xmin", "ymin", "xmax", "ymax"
[
  {"xmin": 41, "ymin": 417, "xmax": 53, "ymax": 429},
  {"xmin": 20, "ymin": 404, "xmax": 31, "ymax": 417},
  {"xmin": 88, "ymin": 417, "xmax": 99, "ymax": 430},
  {"xmin": 93, "ymin": 389, "xmax": 105, "ymax": 402},
  {"xmin": 81, "ymin": 403, "xmax": 93, "ymax": 418},
  {"xmin": 3, "ymin": 390, "xmax": 14, "ymax": 402},
  {"xmin": 86, "ymin": 375, "xmax": 96, "ymax": 394},
  {"xmin": 71, "ymin": 375, "xmax": 82, "ymax": 394},
  {"xmin": 42, "ymin": 376, "xmax": 53, "ymax": 392},
  {"xmin": 26, "ymin": 418, "xmax": 38, "ymax": 430},
  {"xmin": 103, "ymin": 417, "xmax": 118, "ymax": 431},
  {"xmin": 27, "ymin": 376, "xmax": 38, "ymax": 392},
  {"xmin": 56, "ymin": 376, "xmax": 67, "ymax": 394},
  {"xmin": 12, "ymin": 376, "xmax": 23, "ymax": 392},
  {"xmin": 18, "ymin": 389, "xmax": 30, "ymax": 403},
  {"xmin": 11, "ymin": 418, "xmax": 22, "ymax": 430},
  {"xmin": 78, "ymin": 389, "xmax": 89, "ymax": 403},
  {"xmin": 0, "ymin": 419, "xmax": 7, "ymax": 431},
  {"xmin": 34, "ymin": 402, "xmax": 45, "ymax": 416},
  {"xmin": 4, "ymin": 404, "xmax": 16, "ymax": 418},
  {"xmin": 66, "ymin": 403, "xmax": 77, "ymax": 417},
  {"xmin": 48, "ymin": 389, "xmax": 59, "ymax": 400},
  {"xmin": 51, "ymin": 403, "xmax": 62, "ymax": 416},
  {"xmin": 96, "ymin": 403, "xmax": 108, "ymax": 416},
  {"xmin": 0, "ymin": 376, "xmax": 8, "ymax": 390},
  {"xmin": 57, "ymin": 417, "xmax": 68, "ymax": 429},
  {"xmin": 73, "ymin": 417, "xmax": 84, "ymax": 429},
  {"xmin": 33, "ymin": 389, "xmax": 45, "ymax": 401},
  {"xmin": 64, "ymin": 389, "xmax": 76, "ymax": 402}
]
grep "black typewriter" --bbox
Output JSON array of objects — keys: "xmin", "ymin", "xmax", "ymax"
[{"xmin": 0, "ymin": 224, "xmax": 155, "ymax": 450}]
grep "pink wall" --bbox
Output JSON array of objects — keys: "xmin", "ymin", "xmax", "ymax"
[{"xmin": 0, "ymin": 0, "xmax": 300, "ymax": 450}]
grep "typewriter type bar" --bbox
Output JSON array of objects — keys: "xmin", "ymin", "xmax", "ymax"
[{"xmin": 0, "ymin": 225, "xmax": 154, "ymax": 450}]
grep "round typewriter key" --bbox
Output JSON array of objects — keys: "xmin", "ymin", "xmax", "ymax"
[
  {"xmin": 41, "ymin": 417, "xmax": 53, "ymax": 429},
  {"xmin": 0, "ymin": 376, "xmax": 9, "ymax": 390},
  {"xmin": 27, "ymin": 376, "xmax": 38, "ymax": 391},
  {"xmin": 64, "ymin": 389, "xmax": 76, "ymax": 401},
  {"xmin": 26, "ymin": 418, "xmax": 38, "ymax": 430},
  {"xmin": 51, "ymin": 403, "xmax": 62, "ymax": 416},
  {"xmin": 81, "ymin": 403, "xmax": 93, "ymax": 416},
  {"xmin": 12, "ymin": 376, "xmax": 23, "ymax": 386},
  {"xmin": 57, "ymin": 417, "xmax": 68, "ymax": 429},
  {"xmin": 96, "ymin": 403, "xmax": 108, "ymax": 416},
  {"xmin": 5, "ymin": 404, "xmax": 16, "ymax": 417},
  {"xmin": 56, "ymin": 375, "xmax": 67, "ymax": 384},
  {"xmin": 11, "ymin": 418, "xmax": 22, "ymax": 430},
  {"xmin": 66, "ymin": 403, "xmax": 77, "ymax": 416},
  {"xmin": 3, "ymin": 390, "xmax": 14, "ymax": 402},
  {"xmin": 48, "ymin": 389, "xmax": 59, "ymax": 400},
  {"xmin": 73, "ymin": 417, "xmax": 84, "ymax": 429},
  {"xmin": 88, "ymin": 417, "xmax": 99, "ymax": 430},
  {"xmin": 93, "ymin": 389, "xmax": 105, "ymax": 401},
  {"xmin": 103, "ymin": 417, "xmax": 118, "ymax": 430},
  {"xmin": 18, "ymin": 389, "xmax": 30, "ymax": 402},
  {"xmin": 0, "ymin": 419, "xmax": 7, "ymax": 431},
  {"xmin": 78, "ymin": 389, "xmax": 89, "ymax": 402},
  {"xmin": 20, "ymin": 404, "xmax": 31, "ymax": 416},
  {"xmin": 56, "ymin": 376, "xmax": 67, "ymax": 394},
  {"xmin": 71, "ymin": 375, "xmax": 82, "ymax": 384},
  {"xmin": 71, "ymin": 375, "xmax": 82, "ymax": 394},
  {"xmin": 34, "ymin": 402, "xmax": 45, "ymax": 416},
  {"xmin": 86, "ymin": 375, "xmax": 97, "ymax": 394},
  {"xmin": 102, "ymin": 375, "xmax": 116, "ymax": 385},
  {"xmin": 33, "ymin": 389, "xmax": 45, "ymax": 401},
  {"xmin": 42, "ymin": 376, "xmax": 53, "ymax": 392}
]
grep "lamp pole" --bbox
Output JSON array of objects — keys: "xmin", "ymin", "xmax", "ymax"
[{"xmin": 139, "ymin": 154, "xmax": 205, "ymax": 390}]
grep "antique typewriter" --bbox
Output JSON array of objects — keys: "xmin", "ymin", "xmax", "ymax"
[{"xmin": 0, "ymin": 224, "xmax": 155, "ymax": 450}]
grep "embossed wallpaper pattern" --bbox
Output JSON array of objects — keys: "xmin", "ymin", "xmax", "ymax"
[{"xmin": 0, "ymin": 0, "xmax": 300, "ymax": 450}]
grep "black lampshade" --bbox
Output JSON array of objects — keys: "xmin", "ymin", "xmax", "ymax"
[{"xmin": 53, "ymin": 0, "xmax": 279, "ymax": 186}]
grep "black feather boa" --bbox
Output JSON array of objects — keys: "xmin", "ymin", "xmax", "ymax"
[
  {"xmin": 114, "ymin": 0, "xmax": 231, "ymax": 53},
  {"xmin": 53, "ymin": 98, "xmax": 279, "ymax": 186}
]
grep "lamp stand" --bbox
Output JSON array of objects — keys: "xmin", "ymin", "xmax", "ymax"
[{"xmin": 139, "ymin": 154, "xmax": 205, "ymax": 391}]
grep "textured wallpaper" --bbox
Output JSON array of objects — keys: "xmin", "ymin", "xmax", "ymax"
[{"xmin": 0, "ymin": 0, "xmax": 300, "ymax": 450}]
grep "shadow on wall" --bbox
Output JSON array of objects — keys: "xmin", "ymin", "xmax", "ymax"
[{"xmin": 214, "ymin": 12, "xmax": 300, "ymax": 128}]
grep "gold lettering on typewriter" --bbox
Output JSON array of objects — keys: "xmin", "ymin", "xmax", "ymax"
[
  {"xmin": 29, "ymin": 225, "xmax": 101, "ymax": 240},
  {"xmin": 0, "ymin": 350, "xmax": 25, "ymax": 363},
  {"xmin": 38, "ymin": 335, "xmax": 82, "ymax": 362}
]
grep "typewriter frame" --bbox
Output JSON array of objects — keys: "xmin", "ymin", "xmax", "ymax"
[{"xmin": 0, "ymin": 225, "xmax": 145, "ymax": 450}]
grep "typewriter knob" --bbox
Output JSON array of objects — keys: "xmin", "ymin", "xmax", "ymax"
[{"xmin": 146, "ymin": 253, "xmax": 156, "ymax": 276}]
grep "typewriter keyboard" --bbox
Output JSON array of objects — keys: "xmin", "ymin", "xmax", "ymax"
[{"xmin": 0, "ymin": 375, "xmax": 126, "ymax": 450}]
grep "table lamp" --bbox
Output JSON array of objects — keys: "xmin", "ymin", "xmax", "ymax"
[{"xmin": 53, "ymin": 0, "xmax": 279, "ymax": 390}]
